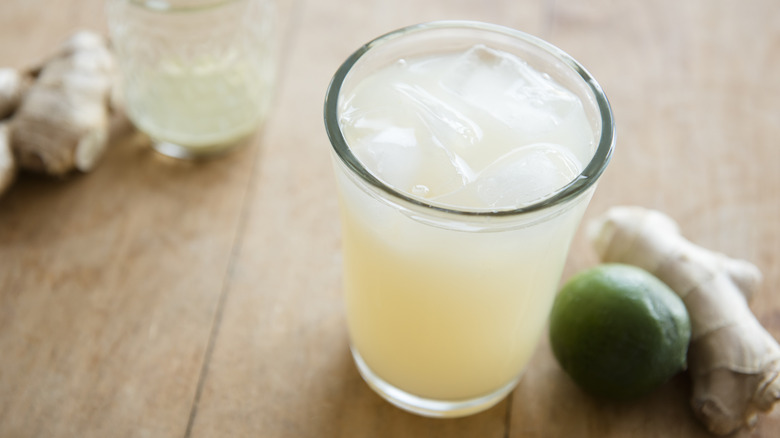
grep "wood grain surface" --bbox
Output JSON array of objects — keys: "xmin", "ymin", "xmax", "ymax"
[{"xmin": 1, "ymin": 0, "xmax": 778, "ymax": 437}]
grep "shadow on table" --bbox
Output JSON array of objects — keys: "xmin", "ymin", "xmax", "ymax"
[{"xmin": 293, "ymin": 343, "xmax": 509, "ymax": 438}]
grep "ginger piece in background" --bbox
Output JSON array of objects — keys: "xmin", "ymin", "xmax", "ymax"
[
  {"xmin": 0, "ymin": 68, "xmax": 25, "ymax": 193},
  {"xmin": 10, "ymin": 30, "xmax": 116, "ymax": 177},
  {"xmin": 589, "ymin": 206, "xmax": 780, "ymax": 435},
  {"xmin": 0, "ymin": 123, "xmax": 14, "ymax": 194},
  {"xmin": 0, "ymin": 68, "xmax": 29, "ymax": 119}
]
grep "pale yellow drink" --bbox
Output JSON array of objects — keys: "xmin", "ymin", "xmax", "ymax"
[
  {"xmin": 124, "ymin": 56, "xmax": 273, "ymax": 151},
  {"xmin": 107, "ymin": 0, "xmax": 276, "ymax": 158},
  {"xmin": 339, "ymin": 192, "xmax": 590, "ymax": 401},
  {"xmin": 326, "ymin": 22, "xmax": 614, "ymax": 417}
]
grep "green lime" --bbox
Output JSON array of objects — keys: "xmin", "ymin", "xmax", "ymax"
[{"xmin": 549, "ymin": 263, "xmax": 691, "ymax": 400}]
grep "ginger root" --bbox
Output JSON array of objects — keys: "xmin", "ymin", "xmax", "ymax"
[
  {"xmin": 589, "ymin": 206, "xmax": 780, "ymax": 435},
  {"xmin": 10, "ymin": 30, "xmax": 116, "ymax": 177},
  {"xmin": 0, "ymin": 68, "xmax": 29, "ymax": 119},
  {"xmin": 0, "ymin": 123, "xmax": 14, "ymax": 194}
]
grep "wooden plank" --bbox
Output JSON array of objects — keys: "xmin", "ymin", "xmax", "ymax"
[
  {"xmin": 0, "ymin": 0, "xmax": 109, "ymax": 69},
  {"xmin": 0, "ymin": 126, "xmax": 258, "ymax": 437},
  {"xmin": 510, "ymin": 0, "xmax": 780, "ymax": 436},
  {"xmin": 1, "ymin": 0, "xmax": 777, "ymax": 436},
  {"xmin": 0, "ymin": 1, "xmax": 259, "ymax": 436},
  {"xmin": 186, "ymin": 1, "xmax": 549, "ymax": 437}
]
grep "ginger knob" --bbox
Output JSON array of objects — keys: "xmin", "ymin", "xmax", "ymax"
[
  {"xmin": 10, "ymin": 31, "xmax": 116, "ymax": 176},
  {"xmin": 589, "ymin": 206, "xmax": 780, "ymax": 435}
]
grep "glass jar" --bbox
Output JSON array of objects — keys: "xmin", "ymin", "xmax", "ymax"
[{"xmin": 107, "ymin": 0, "xmax": 277, "ymax": 159}]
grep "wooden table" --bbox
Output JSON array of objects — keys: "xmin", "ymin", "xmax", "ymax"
[{"xmin": 1, "ymin": 0, "xmax": 778, "ymax": 436}]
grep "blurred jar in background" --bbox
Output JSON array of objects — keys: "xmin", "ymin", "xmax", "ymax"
[{"xmin": 107, "ymin": 0, "xmax": 277, "ymax": 159}]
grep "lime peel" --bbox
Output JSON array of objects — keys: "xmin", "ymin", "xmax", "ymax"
[{"xmin": 549, "ymin": 263, "xmax": 691, "ymax": 400}]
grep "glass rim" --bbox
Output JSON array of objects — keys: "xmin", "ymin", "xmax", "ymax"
[{"xmin": 324, "ymin": 20, "xmax": 615, "ymax": 218}]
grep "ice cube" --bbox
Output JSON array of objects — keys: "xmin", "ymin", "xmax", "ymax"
[
  {"xmin": 433, "ymin": 142, "xmax": 581, "ymax": 210},
  {"xmin": 394, "ymin": 83, "xmax": 483, "ymax": 152},
  {"xmin": 388, "ymin": 82, "xmax": 480, "ymax": 195},
  {"xmin": 440, "ymin": 45, "xmax": 583, "ymax": 142},
  {"xmin": 349, "ymin": 122, "xmax": 471, "ymax": 199},
  {"xmin": 350, "ymin": 127, "xmax": 421, "ymax": 193},
  {"xmin": 477, "ymin": 142, "xmax": 581, "ymax": 207}
]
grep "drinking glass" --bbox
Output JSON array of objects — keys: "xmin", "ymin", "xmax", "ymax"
[
  {"xmin": 107, "ymin": 0, "xmax": 276, "ymax": 159},
  {"xmin": 324, "ymin": 21, "xmax": 615, "ymax": 417}
]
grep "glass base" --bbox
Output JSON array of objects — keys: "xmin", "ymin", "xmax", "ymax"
[
  {"xmin": 351, "ymin": 347, "xmax": 518, "ymax": 418},
  {"xmin": 150, "ymin": 137, "xmax": 249, "ymax": 160}
]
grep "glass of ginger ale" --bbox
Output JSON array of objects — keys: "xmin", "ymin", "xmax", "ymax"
[{"xmin": 324, "ymin": 21, "xmax": 615, "ymax": 417}]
